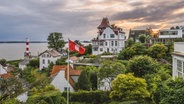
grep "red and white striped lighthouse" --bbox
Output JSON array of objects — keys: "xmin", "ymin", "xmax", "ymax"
[{"xmin": 25, "ymin": 37, "xmax": 30, "ymax": 58}]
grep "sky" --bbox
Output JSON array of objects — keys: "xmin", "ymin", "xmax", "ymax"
[{"xmin": 0, "ymin": 0, "xmax": 184, "ymax": 41}]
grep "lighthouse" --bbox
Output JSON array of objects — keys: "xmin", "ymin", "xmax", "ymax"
[{"xmin": 25, "ymin": 37, "xmax": 30, "ymax": 58}]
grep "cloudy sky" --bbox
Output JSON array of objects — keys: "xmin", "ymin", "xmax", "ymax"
[{"xmin": 0, "ymin": 0, "xmax": 184, "ymax": 41}]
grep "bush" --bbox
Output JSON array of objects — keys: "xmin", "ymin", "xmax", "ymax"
[
  {"xmin": 26, "ymin": 92, "xmax": 66, "ymax": 104},
  {"xmin": 62, "ymin": 90, "xmax": 110, "ymax": 104}
]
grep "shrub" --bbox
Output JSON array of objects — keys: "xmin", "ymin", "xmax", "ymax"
[{"xmin": 62, "ymin": 90, "xmax": 110, "ymax": 104}]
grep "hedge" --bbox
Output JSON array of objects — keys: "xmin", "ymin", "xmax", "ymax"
[{"xmin": 62, "ymin": 90, "xmax": 110, "ymax": 104}]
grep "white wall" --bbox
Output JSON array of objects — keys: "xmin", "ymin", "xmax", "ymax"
[
  {"xmin": 92, "ymin": 27, "xmax": 125, "ymax": 55},
  {"xmin": 0, "ymin": 64, "xmax": 7, "ymax": 74},
  {"xmin": 174, "ymin": 42, "xmax": 184, "ymax": 53},
  {"xmin": 159, "ymin": 29, "xmax": 183, "ymax": 38},
  {"xmin": 51, "ymin": 70, "xmax": 74, "ymax": 92},
  {"xmin": 39, "ymin": 52, "xmax": 60, "ymax": 70},
  {"xmin": 172, "ymin": 42, "xmax": 184, "ymax": 79}
]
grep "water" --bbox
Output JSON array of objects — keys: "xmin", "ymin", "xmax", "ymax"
[
  {"xmin": 0, "ymin": 42, "xmax": 90, "ymax": 61},
  {"xmin": 0, "ymin": 43, "xmax": 48, "ymax": 60}
]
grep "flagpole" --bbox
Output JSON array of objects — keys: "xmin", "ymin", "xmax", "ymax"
[{"xmin": 67, "ymin": 39, "xmax": 70, "ymax": 104}]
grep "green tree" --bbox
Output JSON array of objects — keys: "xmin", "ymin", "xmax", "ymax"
[
  {"xmin": 148, "ymin": 43, "xmax": 168, "ymax": 59},
  {"xmin": 47, "ymin": 32, "xmax": 65, "ymax": 51},
  {"xmin": 75, "ymin": 70, "xmax": 91, "ymax": 91},
  {"xmin": 127, "ymin": 55, "xmax": 158, "ymax": 77},
  {"xmin": 76, "ymin": 66, "xmax": 98, "ymax": 90},
  {"xmin": 98, "ymin": 60, "xmax": 126, "ymax": 89},
  {"xmin": 28, "ymin": 58, "xmax": 39, "ymax": 68},
  {"xmin": 0, "ymin": 77, "xmax": 24, "ymax": 102},
  {"xmin": 20, "ymin": 67, "xmax": 36, "ymax": 84},
  {"xmin": 0, "ymin": 59, "xmax": 6, "ymax": 66},
  {"xmin": 118, "ymin": 47, "xmax": 135, "ymax": 60},
  {"xmin": 138, "ymin": 34, "xmax": 146, "ymax": 43},
  {"xmin": 110, "ymin": 73, "xmax": 150, "ymax": 102},
  {"xmin": 126, "ymin": 38, "xmax": 135, "ymax": 47},
  {"xmin": 153, "ymin": 78, "xmax": 184, "ymax": 104},
  {"xmin": 27, "ymin": 85, "xmax": 66, "ymax": 104},
  {"xmin": 118, "ymin": 42, "xmax": 147, "ymax": 60},
  {"xmin": 84, "ymin": 44, "xmax": 92, "ymax": 55}
]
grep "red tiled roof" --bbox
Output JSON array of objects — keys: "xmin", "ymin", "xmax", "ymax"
[
  {"xmin": 50, "ymin": 65, "xmax": 81, "ymax": 88},
  {"xmin": 98, "ymin": 17, "xmax": 111, "ymax": 29},
  {"xmin": 50, "ymin": 65, "xmax": 66, "ymax": 77},
  {"xmin": 0, "ymin": 73, "xmax": 13, "ymax": 78},
  {"xmin": 50, "ymin": 65, "xmax": 81, "ymax": 77}
]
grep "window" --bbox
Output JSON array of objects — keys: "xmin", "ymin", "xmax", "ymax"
[
  {"xmin": 177, "ymin": 60, "xmax": 182, "ymax": 72},
  {"xmin": 42, "ymin": 54, "xmax": 45, "ymax": 58},
  {"xmin": 47, "ymin": 54, "xmax": 50, "ymax": 57},
  {"xmin": 111, "ymin": 41, "xmax": 114, "ymax": 46},
  {"xmin": 48, "ymin": 60, "xmax": 50, "ymax": 64},
  {"xmin": 178, "ymin": 72, "xmax": 182, "ymax": 77},
  {"xmin": 100, "ymin": 48, "xmax": 103, "ymax": 52},
  {"xmin": 100, "ymin": 42, "xmax": 103, "ymax": 46},
  {"xmin": 43, "ymin": 59, "xmax": 45, "ymax": 64},
  {"xmin": 115, "ymin": 41, "xmax": 117, "ymax": 46},
  {"xmin": 64, "ymin": 87, "xmax": 70, "ymax": 91},
  {"xmin": 110, "ymin": 34, "xmax": 115, "ymax": 38},
  {"xmin": 105, "ymin": 42, "xmax": 108, "ymax": 46},
  {"xmin": 103, "ymin": 34, "xmax": 106, "ymax": 38},
  {"xmin": 93, "ymin": 47, "xmax": 98, "ymax": 51}
]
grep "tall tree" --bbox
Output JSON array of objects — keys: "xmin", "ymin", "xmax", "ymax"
[
  {"xmin": 0, "ymin": 59, "xmax": 6, "ymax": 66},
  {"xmin": 127, "ymin": 55, "xmax": 158, "ymax": 77},
  {"xmin": 148, "ymin": 43, "xmax": 168, "ymax": 59},
  {"xmin": 138, "ymin": 34, "xmax": 146, "ymax": 43},
  {"xmin": 110, "ymin": 73, "xmax": 150, "ymax": 102},
  {"xmin": 75, "ymin": 70, "xmax": 91, "ymax": 91},
  {"xmin": 47, "ymin": 32, "xmax": 65, "ymax": 51},
  {"xmin": 98, "ymin": 60, "xmax": 126, "ymax": 89},
  {"xmin": 0, "ymin": 77, "xmax": 24, "ymax": 102}
]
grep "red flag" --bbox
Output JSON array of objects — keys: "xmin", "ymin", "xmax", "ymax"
[{"xmin": 69, "ymin": 39, "xmax": 86, "ymax": 54}]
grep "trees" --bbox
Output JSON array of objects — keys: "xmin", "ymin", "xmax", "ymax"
[
  {"xmin": 0, "ymin": 77, "xmax": 24, "ymax": 102},
  {"xmin": 126, "ymin": 38, "xmax": 135, "ymax": 47},
  {"xmin": 27, "ymin": 85, "xmax": 66, "ymax": 104},
  {"xmin": 118, "ymin": 42, "xmax": 147, "ymax": 60},
  {"xmin": 47, "ymin": 32, "xmax": 65, "ymax": 51},
  {"xmin": 110, "ymin": 73, "xmax": 150, "ymax": 102},
  {"xmin": 0, "ymin": 58, "xmax": 6, "ymax": 66},
  {"xmin": 27, "ymin": 58, "xmax": 39, "ymax": 68},
  {"xmin": 138, "ymin": 34, "xmax": 146, "ymax": 43},
  {"xmin": 75, "ymin": 70, "xmax": 91, "ymax": 91},
  {"xmin": 127, "ymin": 55, "xmax": 158, "ymax": 77},
  {"xmin": 148, "ymin": 43, "xmax": 168, "ymax": 59},
  {"xmin": 98, "ymin": 60, "xmax": 126, "ymax": 89}
]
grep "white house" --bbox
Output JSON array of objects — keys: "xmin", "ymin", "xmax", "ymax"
[
  {"xmin": 159, "ymin": 29, "xmax": 183, "ymax": 39},
  {"xmin": 172, "ymin": 42, "xmax": 184, "ymax": 79},
  {"xmin": 92, "ymin": 17, "xmax": 126, "ymax": 55},
  {"xmin": 0, "ymin": 64, "xmax": 7, "ymax": 75},
  {"xmin": 39, "ymin": 49, "xmax": 61, "ymax": 70},
  {"xmin": 50, "ymin": 65, "xmax": 81, "ymax": 92}
]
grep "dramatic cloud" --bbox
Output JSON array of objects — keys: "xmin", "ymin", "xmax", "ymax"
[{"xmin": 0, "ymin": 0, "xmax": 183, "ymax": 41}]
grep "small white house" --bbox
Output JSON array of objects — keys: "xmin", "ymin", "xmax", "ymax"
[
  {"xmin": 0, "ymin": 64, "xmax": 7, "ymax": 75},
  {"xmin": 39, "ymin": 49, "xmax": 61, "ymax": 70},
  {"xmin": 50, "ymin": 65, "xmax": 81, "ymax": 92},
  {"xmin": 172, "ymin": 42, "xmax": 184, "ymax": 78}
]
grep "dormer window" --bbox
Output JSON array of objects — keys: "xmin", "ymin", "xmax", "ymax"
[
  {"xmin": 42, "ymin": 54, "xmax": 45, "ymax": 58},
  {"xmin": 110, "ymin": 34, "xmax": 115, "ymax": 38}
]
